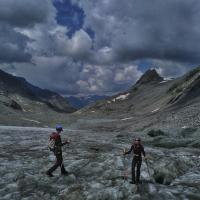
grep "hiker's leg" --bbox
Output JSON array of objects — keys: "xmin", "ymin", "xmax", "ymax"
[
  {"xmin": 57, "ymin": 154, "xmax": 68, "ymax": 174},
  {"xmin": 132, "ymin": 159, "xmax": 136, "ymax": 183},
  {"xmin": 47, "ymin": 156, "xmax": 60, "ymax": 174},
  {"xmin": 136, "ymin": 159, "xmax": 142, "ymax": 183},
  {"xmin": 60, "ymin": 163, "xmax": 68, "ymax": 174}
]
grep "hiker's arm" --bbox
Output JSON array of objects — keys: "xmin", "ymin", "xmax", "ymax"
[
  {"xmin": 62, "ymin": 139, "xmax": 70, "ymax": 146},
  {"xmin": 124, "ymin": 145, "xmax": 133, "ymax": 155},
  {"xmin": 142, "ymin": 146, "xmax": 146, "ymax": 157}
]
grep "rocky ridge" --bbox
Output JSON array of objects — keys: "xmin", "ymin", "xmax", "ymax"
[
  {"xmin": 77, "ymin": 66, "xmax": 200, "ymax": 130},
  {"xmin": 0, "ymin": 69, "xmax": 76, "ymax": 126}
]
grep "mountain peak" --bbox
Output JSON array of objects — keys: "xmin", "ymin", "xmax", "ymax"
[{"xmin": 136, "ymin": 69, "xmax": 163, "ymax": 85}]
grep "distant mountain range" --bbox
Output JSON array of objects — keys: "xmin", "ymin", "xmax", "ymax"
[
  {"xmin": 2, "ymin": 65, "xmax": 200, "ymax": 129},
  {"xmin": 0, "ymin": 69, "xmax": 76, "ymax": 126},
  {"xmin": 79, "ymin": 67, "xmax": 200, "ymax": 130},
  {"xmin": 66, "ymin": 95, "xmax": 108, "ymax": 109}
]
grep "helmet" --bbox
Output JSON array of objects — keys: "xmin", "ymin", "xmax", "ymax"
[{"xmin": 56, "ymin": 124, "xmax": 63, "ymax": 132}]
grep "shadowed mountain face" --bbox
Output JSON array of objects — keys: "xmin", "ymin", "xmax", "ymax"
[
  {"xmin": 0, "ymin": 69, "xmax": 76, "ymax": 126},
  {"xmin": 167, "ymin": 67, "xmax": 200, "ymax": 105},
  {"xmin": 78, "ymin": 66, "xmax": 200, "ymax": 130}
]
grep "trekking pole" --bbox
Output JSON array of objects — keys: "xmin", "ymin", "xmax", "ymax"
[
  {"xmin": 145, "ymin": 159, "xmax": 155, "ymax": 183},
  {"xmin": 123, "ymin": 148, "xmax": 128, "ymax": 182},
  {"xmin": 145, "ymin": 159, "xmax": 151, "ymax": 177}
]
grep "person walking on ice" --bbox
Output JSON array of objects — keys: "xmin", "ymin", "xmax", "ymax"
[
  {"xmin": 124, "ymin": 137, "xmax": 147, "ymax": 184},
  {"xmin": 46, "ymin": 124, "xmax": 70, "ymax": 177}
]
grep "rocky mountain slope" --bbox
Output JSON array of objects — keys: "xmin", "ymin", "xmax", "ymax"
[
  {"xmin": 0, "ymin": 69, "xmax": 76, "ymax": 126},
  {"xmin": 77, "ymin": 67, "xmax": 200, "ymax": 131}
]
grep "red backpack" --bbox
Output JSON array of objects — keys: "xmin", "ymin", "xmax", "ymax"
[{"xmin": 48, "ymin": 132, "xmax": 60, "ymax": 151}]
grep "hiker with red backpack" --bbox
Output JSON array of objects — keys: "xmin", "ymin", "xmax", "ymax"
[
  {"xmin": 124, "ymin": 138, "xmax": 147, "ymax": 184},
  {"xmin": 46, "ymin": 125, "xmax": 70, "ymax": 177}
]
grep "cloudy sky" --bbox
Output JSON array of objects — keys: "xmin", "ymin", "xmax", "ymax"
[{"xmin": 1, "ymin": 0, "xmax": 200, "ymax": 96}]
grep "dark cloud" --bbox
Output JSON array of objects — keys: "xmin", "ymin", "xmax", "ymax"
[
  {"xmin": 0, "ymin": 0, "xmax": 53, "ymax": 27},
  {"xmin": 0, "ymin": 25, "xmax": 31, "ymax": 63},
  {"xmin": 0, "ymin": 0, "xmax": 55, "ymax": 63},
  {"xmin": 79, "ymin": 0, "xmax": 200, "ymax": 64}
]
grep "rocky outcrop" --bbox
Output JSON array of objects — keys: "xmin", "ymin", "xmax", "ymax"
[{"xmin": 168, "ymin": 66, "xmax": 200, "ymax": 105}]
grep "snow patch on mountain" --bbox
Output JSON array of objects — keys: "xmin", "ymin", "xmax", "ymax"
[
  {"xmin": 22, "ymin": 118, "xmax": 41, "ymax": 124},
  {"xmin": 112, "ymin": 93, "xmax": 130, "ymax": 102},
  {"xmin": 151, "ymin": 108, "xmax": 160, "ymax": 113},
  {"xmin": 121, "ymin": 117, "xmax": 133, "ymax": 121}
]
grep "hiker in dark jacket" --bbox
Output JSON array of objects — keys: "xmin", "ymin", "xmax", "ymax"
[
  {"xmin": 124, "ymin": 138, "xmax": 146, "ymax": 184},
  {"xmin": 46, "ymin": 125, "xmax": 70, "ymax": 177}
]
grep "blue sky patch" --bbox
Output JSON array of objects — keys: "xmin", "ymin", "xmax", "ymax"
[
  {"xmin": 53, "ymin": 0, "xmax": 85, "ymax": 38},
  {"xmin": 138, "ymin": 60, "xmax": 152, "ymax": 72}
]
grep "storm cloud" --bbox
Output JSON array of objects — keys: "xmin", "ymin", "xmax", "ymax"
[
  {"xmin": 1, "ymin": 0, "xmax": 200, "ymax": 95},
  {"xmin": 77, "ymin": 0, "xmax": 200, "ymax": 64},
  {"xmin": 0, "ymin": 0, "xmax": 55, "ymax": 63},
  {"xmin": 0, "ymin": 0, "xmax": 54, "ymax": 27},
  {"xmin": 0, "ymin": 25, "xmax": 31, "ymax": 63}
]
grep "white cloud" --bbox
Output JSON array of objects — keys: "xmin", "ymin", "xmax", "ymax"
[
  {"xmin": 114, "ymin": 65, "xmax": 142, "ymax": 83},
  {"xmin": 152, "ymin": 59, "xmax": 193, "ymax": 78},
  {"xmin": 68, "ymin": 29, "xmax": 92, "ymax": 59},
  {"xmin": 76, "ymin": 63, "xmax": 142, "ymax": 95}
]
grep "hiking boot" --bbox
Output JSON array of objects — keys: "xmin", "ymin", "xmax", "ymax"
[
  {"xmin": 46, "ymin": 172, "xmax": 54, "ymax": 177},
  {"xmin": 130, "ymin": 181, "xmax": 136, "ymax": 184},
  {"xmin": 61, "ymin": 171, "xmax": 69, "ymax": 176},
  {"xmin": 136, "ymin": 180, "xmax": 142, "ymax": 184}
]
